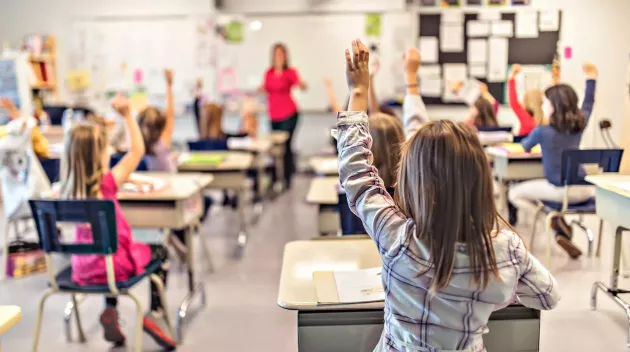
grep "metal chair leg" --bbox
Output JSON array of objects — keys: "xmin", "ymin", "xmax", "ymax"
[
  {"xmin": 571, "ymin": 220, "xmax": 594, "ymax": 257},
  {"xmin": 530, "ymin": 205, "xmax": 544, "ymax": 250},
  {"xmin": 150, "ymin": 274, "xmax": 175, "ymax": 337},
  {"xmin": 32, "ymin": 289, "xmax": 55, "ymax": 352},
  {"xmin": 596, "ymin": 219, "xmax": 604, "ymax": 257},
  {"xmin": 195, "ymin": 221, "xmax": 215, "ymax": 273},
  {"xmin": 545, "ymin": 212, "xmax": 556, "ymax": 268},
  {"xmin": 127, "ymin": 293, "xmax": 144, "ymax": 352},
  {"xmin": 71, "ymin": 294, "xmax": 86, "ymax": 343}
]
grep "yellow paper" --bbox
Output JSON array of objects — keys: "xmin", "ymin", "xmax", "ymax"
[
  {"xmin": 67, "ymin": 70, "xmax": 90, "ymax": 91},
  {"xmin": 500, "ymin": 143, "xmax": 541, "ymax": 154}
]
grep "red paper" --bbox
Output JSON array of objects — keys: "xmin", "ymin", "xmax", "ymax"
[{"xmin": 564, "ymin": 46, "xmax": 572, "ymax": 59}]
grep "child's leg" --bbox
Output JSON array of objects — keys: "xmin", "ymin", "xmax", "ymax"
[
  {"xmin": 100, "ymin": 297, "xmax": 125, "ymax": 345},
  {"xmin": 143, "ymin": 244, "xmax": 176, "ymax": 348}
]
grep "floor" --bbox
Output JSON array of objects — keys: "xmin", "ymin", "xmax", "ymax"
[{"xmin": 1, "ymin": 113, "xmax": 628, "ymax": 351}]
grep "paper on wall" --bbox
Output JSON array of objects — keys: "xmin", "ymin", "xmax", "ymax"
[
  {"xmin": 419, "ymin": 65, "xmax": 442, "ymax": 77},
  {"xmin": 442, "ymin": 10, "xmax": 464, "ymax": 24},
  {"xmin": 467, "ymin": 21, "xmax": 490, "ymax": 37},
  {"xmin": 440, "ymin": 24, "xmax": 464, "ymax": 52},
  {"xmin": 420, "ymin": 76, "xmax": 442, "ymax": 97},
  {"xmin": 418, "ymin": 37, "xmax": 439, "ymax": 63},
  {"xmin": 442, "ymin": 63, "xmax": 468, "ymax": 102},
  {"xmin": 515, "ymin": 10, "xmax": 539, "ymax": 38},
  {"xmin": 470, "ymin": 64, "xmax": 487, "ymax": 78},
  {"xmin": 478, "ymin": 11, "xmax": 501, "ymax": 21},
  {"xmin": 491, "ymin": 21, "xmax": 514, "ymax": 37},
  {"xmin": 467, "ymin": 39, "xmax": 488, "ymax": 64},
  {"xmin": 539, "ymin": 9, "xmax": 559, "ymax": 31},
  {"xmin": 487, "ymin": 37, "xmax": 508, "ymax": 82}
]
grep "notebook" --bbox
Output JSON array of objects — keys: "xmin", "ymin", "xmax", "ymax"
[
  {"xmin": 497, "ymin": 142, "xmax": 542, "ymax": 155},
  {"xmin": 179, "ymin": 153, "xmax": 226, "ymax": 166},
  {"xmin": 313, "ymin": 267, "xmax": 384, "ymax": 305}
]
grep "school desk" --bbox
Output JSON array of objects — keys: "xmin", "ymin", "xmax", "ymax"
[
  {"xmin": 486, "ymin": 146, "xmax": 544, "ymax": 212},
  {"xmin": 309, "ymin": 156, "xmax": 339, "ymax": 176},
  {"xmin": 270, "ymin": 131, "xmax": 289, "ymax": 190},
  {"xmin": 278, "ymin": 240, "xmax": 541, "ymax": 352},
  {"xmin": 178, "ymin": 151, "xmax": 253, "ymax": 248},
  {"xmin": 306, "ymin": 177, "xmax": 340, "ymax": 235},
  {"xmin": 0, "ymin": 305, "xmax": 21, "ymax": 351},
  {"xmin": 586, "ymin": 174, "xmax": 630, "ymax": 347}
]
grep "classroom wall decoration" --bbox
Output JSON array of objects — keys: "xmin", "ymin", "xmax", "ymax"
[{"xmin": 417, "ymin": 9, "xmax": 561, "ymax": 105}]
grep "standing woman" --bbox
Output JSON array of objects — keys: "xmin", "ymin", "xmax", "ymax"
[{"xmin": 260, "ymin": 43, "xmax": 307, "ymax": 189}]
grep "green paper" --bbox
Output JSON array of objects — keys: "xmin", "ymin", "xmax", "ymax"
[
  {"xmin": 184, "ymin": 153, "xmax": 226, "ymax": 166},
  {"xmin": 225, "ymin": 21, "xmax": 244, "ymax": 44},
  {"xmin": 365, "ymin": 13, "xmax": 382, "ymax": 37}
]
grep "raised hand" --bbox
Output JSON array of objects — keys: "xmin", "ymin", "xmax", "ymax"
[
  {"xmin": 111, "ymin": 94, "xmax": 131, "ymax": 118},
  {"xmin": 345, "ymin": 39, "xmax": 370, "ymax": 93},
  {"xmin": 164, "ymin": 69, "xmax": 174, "ymax": 86},
  {"xmin": 0, "ymin": 97, "xmax": 18, "ymax": 116},
  {"xmin": 403, "ymin": 47, "xmax": 421, "ymax": 74},
  {"xmin": 582, "ymin": 62, "xmax": 598, "ymax": 79},
  {"xmin": 510, "ymin": 64, "xmax": 522, "ymax": 78},
  {"xmin": 323, "ymin": 78, "xmax": 333, "ymax": 87}
]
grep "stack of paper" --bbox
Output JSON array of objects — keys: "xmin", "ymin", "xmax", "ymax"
[
  {"xmin": 478, "ymin": 131, "xmax": 513, "ymax": 146},
  {"xmin": 314, "ymin": 267, "xmax": 384, "ymax": 304},
  {"xmin": 498, "ymin": 143, "xmax": 542, "ymax": 154},
  {"xmin": 122, "ymin": 174, "xmax": 167, "ymax": 193}
]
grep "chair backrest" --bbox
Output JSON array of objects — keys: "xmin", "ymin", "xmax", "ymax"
[
  {"xmin": 39, "ymin": 157, "xmax": 60, "ymax": 183},
  {"xmin": 109, "ymin": 153, "xmax": 148, "ymax": 171},
  {"xmin": 188, "ymin": 139, "xmax": 229, "ymax": 151},
  {"xmin": 28, "ymin": 199, "xmax": 118, "ymax": 255},
  {"xmin": 561, "ymin": 148, "xmax": 625, "ymax": 185},
  {"xmin": 338, "ymin": 187, "xmax": 395, "ymax": 235},
  {"xmin": 512, "ymin": 135, "xmax": 528, "ymax": 144},
  {"xmin": 477, "ymin": 126, "xmax": 513, "ymax": 133}
]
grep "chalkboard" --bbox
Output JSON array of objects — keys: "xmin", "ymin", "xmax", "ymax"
[{"xmin": 418, "ymin": 10, "xmax": 562, "ymax": 105}]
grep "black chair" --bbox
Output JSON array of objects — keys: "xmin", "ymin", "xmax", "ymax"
[
  {"xmin": 477, "ymin": 126, "xmax": 513, "ymax": 133},
  {"xmin": 39, "ymin": 157, "xmax": 60, "ymax": 183},
  {"xmin": 338, "ymin": 187, "xmax": 395, "ymax": 235},
  {"xmin": 109, "ymin": 153, "xmax": 148, "ymax": 171},
  {"xmin": 188, "ymin": 139, "xmax": 229, "ymax": 151}
]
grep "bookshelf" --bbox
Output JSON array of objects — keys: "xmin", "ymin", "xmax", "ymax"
[{"xmin": 24, "ymin": 34, "xmax": 58, "ymax": 101}]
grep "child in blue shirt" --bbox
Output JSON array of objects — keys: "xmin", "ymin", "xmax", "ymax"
[{"xmin": 508, "ymin": 63, "xmax": 598, "ymax": 259}]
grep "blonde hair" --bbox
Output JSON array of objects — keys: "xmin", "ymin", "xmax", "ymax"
[
  {"xmin": 523, "ymin": 89, "xmax": 546, "ymax": 126},
  {"xmin": 396, "ymin": 120, "xmax": 500, "ymax": 294},
  {"xmin": 59, "ymin": 122, "xmax": 108, "ymax": 199},
  {"xmin": 369, "ymin": 113, "xmax": 404, "ymax": 188},
  {"xmin": 201, "ymin": 103, "xmax": 225, "ymax": 139},
  {"xmin": 138, "ymin": 106, "xmax": 166, "ymax": 155}
]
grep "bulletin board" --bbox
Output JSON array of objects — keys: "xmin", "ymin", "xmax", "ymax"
[
  {"xmin": 418, "ymin": 10, "xmax": 562, "ymax": 105},
  {"xmin": 0, "ymin": 52, "xmax": 34, "ymax": 122}
]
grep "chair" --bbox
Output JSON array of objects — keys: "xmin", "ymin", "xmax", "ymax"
[
  {"xmin": 188, "ymin": 139, "xmax": 229, "ymax": 151},
  {"xmin": 530, "ymin": 149, "xmax": 624, "ymax": 267},
  {"xmin": 338, "ymin": 187, "xmax": 395, "ymax": 236},
  {"xmin": 477, "ymin": 126, "xmax": 513, "ymax": 133},
  {"xmin": 109, "ymin": 153, "xmax": 148, "ymax": 171},
  {"xmin": 39, "ymin": 158, "xmax": 60, "ymax": 184},
  {"xmin": 28, "ymin": 199, "xmax": 174, "ymax": 352}
]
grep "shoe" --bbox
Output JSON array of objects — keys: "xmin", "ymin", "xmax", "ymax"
[
  {"xmin": 551, "ymin": 215, "xmax": 573, "ymax": 239},
  {"xmin": 556, "ymin": 233, "xmax": 582, "ymax": 259},
  {"xmin": 100, "ymin": 307, "xmax": 126, "ymax": 346},
  {"xmin": 143, "ymin": 311, "xmax": 176, "ymax": 350}
]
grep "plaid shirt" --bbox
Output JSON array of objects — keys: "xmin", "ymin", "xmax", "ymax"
[{"xmin": 336, "ymin": 109, "xmax": 560, "ymax": 352}]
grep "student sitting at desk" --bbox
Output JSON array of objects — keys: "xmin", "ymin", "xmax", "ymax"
[
  {"xmin": 0, "ymin": 97, "xmax": 50, "ymax": 158},
  {"xmin": 508, "ymin": 63, "xmax": 598, "ymax": 259},
  {"xmin": 60, "ymin": 95, "xmax": 176, "ymax": 349},
  {"xmin": 337, "ymin": 39, "xmax": 559, "ymax": 352},
  {"xmin": 508, "ymin": 64, "xmax": 546, "ymax": 136},
  {"xmin": 463, "ymin": 95, "xmax": 499, "ymax": 129}
]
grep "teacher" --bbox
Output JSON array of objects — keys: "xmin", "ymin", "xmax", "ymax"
[{"xmin": 260, "ymin": 43, "xmax": 307, "ymax": 190}]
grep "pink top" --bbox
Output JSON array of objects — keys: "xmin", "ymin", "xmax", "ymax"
[
  {"xmin": 264, "ymin": 67, "xmax": 299, "ymax": 122},
  {"xmin": 71, "ymin": 172, "xmax": 152, "ymax": 285}
]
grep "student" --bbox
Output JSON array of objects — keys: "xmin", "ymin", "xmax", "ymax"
[
  {"xmin": 338, "ymin": 40, "xmax": 559, "ymax": 352},
  {"xmin": 193, "ymin": 77, "xmax": 205, "ymax": 136},
  {"xmin": 464, "ymin": 96, "xmax": 499, "ymax": 129},
  {"xmin": 508, "ymin": 63, "xmax": 598, "ymax": 259},
  {"xmin": 449, "ymin": 80, "xmax": 500, "ymax": 117},
  {"xmin": 507, "ymin": 64, "xmax": 545, "ymax": 136},
  {"xmin": 60, "ymin": 95, "xmax": 176, "ymax": 349},
  {"xmin": 0, "ymin": 97, "xmax": 50, "ymax": 158}
]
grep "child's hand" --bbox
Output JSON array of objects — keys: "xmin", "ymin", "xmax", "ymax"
[
  {"xmin": 165, "ymin": 69, "xmax": 174, "ymax": 86},
  {"xmin": 345, "ymin": 39, "xmax": 370, "ymax": 93},
  {"xmin": 510, "ymin": 64, "xmax": 522, "ymax": 78},
  {"xmin": 323, "ymin": 78, "xmax": 333, "ymax": 88},
  {"xmin": 111, "ymin": 94, "xmax": 131, "ymax": 118},
  {"xmin": 583, "ymin": 62, "xmax": 598, "ymax": 79},
  {"xmin": 403, "ymin": 47, "xmax": 421, "ymax": 74},
  {"xmin": 0, "ymin": 97, "xmax": 18, "ymax": 118}
]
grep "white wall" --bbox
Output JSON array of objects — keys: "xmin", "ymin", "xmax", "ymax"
[{"xmin": 220, "ymin": 0, "xmax": 406, "ymax": 13}]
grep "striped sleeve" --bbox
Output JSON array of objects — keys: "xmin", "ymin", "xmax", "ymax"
[{"xmin": 513, "ymin": 234, "xmax": 561, "ymax": 310}]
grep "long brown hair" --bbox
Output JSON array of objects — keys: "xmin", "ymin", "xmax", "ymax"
[
  {"xmin": 138, "ymin": 106, "xmax": 166, "ymax": 155},
  {"xmin": 523, "ymin": 89, "xmax": 546, "ymax": 126},
  {"xmin": 369, "ymin": 113, "xmax": 404, "ymax": 188},
  {"xmin": 200, "ymin": 103, "xmax": 225, "ymax": 139},
  {"xmin": 473, "ymin": 97, "xmax": 498, "ymax": 128},
  {"xmin": 59, "ymin": 122, "xmax": 108, "ymax": 199},
  {"xmin": 545, "ymin": 84, "xmax": 585, "ymax": 133},
  {"xmin": 396, "ymin": 120, "xmax": 500, "ymax": 293},
  {"xmin": 271, "ymin": 43, "xmax": 289, "ymax": 70}
]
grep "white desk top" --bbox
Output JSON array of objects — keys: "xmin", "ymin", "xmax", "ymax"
[
  {"xmin": 278, "ymin": 239, "xmax": 382, "ymax": 311},
  {"xmin": 0, "ymin": 305, "xmax": 21, "ymax": 336},
  {"xmin": 306, "ymin": 177, "xmax": 339, "ymax": 205},
  {"xmin": 228, "ymin": 137, "xmax": 273, "ymax": 153},
  {"xmin": 485, "ymin": 146, "xmax": 542, "ymax": 160},
  {"xmin": 310, "ymin": 156, "xmax": 339, "ymax": 175},
  {"xmin": 178, "ymin": 151, "xmax": 253, "ymax": 172},
  {"xmin": 586, "ymin": 174, "xmax": 630, "ymax": 199},
  {"xmin": 117, "ymin": 172, "xmax": 213, "ymax": 201}
]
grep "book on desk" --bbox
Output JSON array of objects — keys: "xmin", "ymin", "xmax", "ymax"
[{"xmin": 314, "ymin": 267, "xmax": 384, "ymax": 305}]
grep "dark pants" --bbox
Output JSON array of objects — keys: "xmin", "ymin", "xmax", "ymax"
[
  {"xmin": 105, "ymin": 245, "xmax": 169, "ymax": 312},
  {"xmin": 193, "ymin": 97, "xmax": 202, "ymax": 136},
  {"xmin": 271, "ymin": 112, "xmax": 299, "ymax": 188}
]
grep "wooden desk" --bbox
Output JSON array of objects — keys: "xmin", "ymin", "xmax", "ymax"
[
  {"xmin": 586, "ymin": 174, "xmax": 630, "ymax": 347},
  {"xmin": 278, "ymin": 240, "xmax": 541, "ymax": 352},
  {"xmin": 306, "ymin": 177, "xmax": 340, "ymax": 235},
  {"xmin": 310, "ymin": 156, "xmax": 339, "ymax": 176},
  {"xmin": 0, "ymin": 305, "xmax": 21, "ymax": 350}
]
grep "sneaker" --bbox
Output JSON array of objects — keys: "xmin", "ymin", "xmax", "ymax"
[
  {"xmin": 143, "ymin": 311, "xmax": 176, "ymax": 350},
  {"xmin": 556, "ymin": 233, "xmax": 582, "ymax": 259},
  {"xmin": 100, "ymin": 307, "xmax": 125, "ymax": 346},
  {"xmin": 551, "ymin": 215, "xmax": 573, "ymax": 239}
]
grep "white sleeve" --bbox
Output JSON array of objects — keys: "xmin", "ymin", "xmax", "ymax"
[{"xmin": 402, "ymin": 94, "xmax": 429, "ymax": 139}]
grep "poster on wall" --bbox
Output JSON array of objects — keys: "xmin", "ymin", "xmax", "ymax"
[
  {"xmin": 441, "ymin": 0, "xmax": 461, "ymax": 7},
  {"xmin": 487, "ymin": 0, "xmax": 507, "ymax": 5},
  {"xmin": 512, "ymin": 0, "xmax": 530, "ymax": 5},
  {"xmin": 420, "ymin": 0, "xmax": 438, "ymax": 6},
  {"xmin": 466, "ymin": 0, "xmax": 483, "ymax": 5},
  {"xmin": 365, "ymin": 13, "xmax": 382, "ymax": 37}
]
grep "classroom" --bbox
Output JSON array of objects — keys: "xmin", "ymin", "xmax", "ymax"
[{"xmin": 0, "ymin": 0, "xmax": 629, "ymax": 351}]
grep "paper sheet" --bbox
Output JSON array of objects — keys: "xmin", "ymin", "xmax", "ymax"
[
  {"xmin": 478, "ymin": 11, "xmax": 501, "ymax": 21},
  {"xmin": 515, "ymin": 10, "xmax": 539, "ymax": 38},
  {"xmin": 441, "ymin": 10, "xmax": 464, "ymax": 24},
  {"xmin": 491, "ymin": 21, "xmax": 514, "ymax": 37},
  {"xmin": 420, "ymin": 76, "xmax": 442, "ymax": 97},
  {"xmin": 418, "ymin": 37, "xmax": 439, "ymax": 63},
  {"xmin": 467, "ymin": 21, "xmax": 490, "ymax": 37},
  {"xmin": 468, "ymin": 39, "xmax": 487, "ymax": 64},
  {"xmin": 470, "ymin": 64, "xmax": 487, "ymax": 78},
  {"xmin": 333, "ymin": 267, "xmax": 385, "ymax": 303},
  {"xmin": 419, "ymin": 65, "xmax": 442, "ymax": 77},
  {"xmin": 440, "ymin": 24, "xmax": 464, "ymax": 52},
  {"xmin": 442, "ymin": 63, "xmax": 468, "ymax": 102},
  {"xmin": 459, "ymin": 79, "xmax": 482, "ymax": 106},
  {"xmin": 487, "ymin": 38, "xmax": 508, "ymax": 82},
  {"xmin": 539, "ymin": 10, "xmax": 560, "ymax": 31}
]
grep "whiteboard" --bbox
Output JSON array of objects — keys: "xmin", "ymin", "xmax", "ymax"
[{"xmin": 230, "ymin": 12, "xmax": 415, "ymax": 111}]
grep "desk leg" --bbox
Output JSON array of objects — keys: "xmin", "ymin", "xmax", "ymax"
[
  {"xmin": 234, "ymin": 184, "xmax": 248, "ymax": 256},
  {"xmin": 275, "ymin": 145, "xmax": 286, "ymax": 192},
  {"xmin": 176, "ymin": 225, "xmax": 206, "ymax": 343}
]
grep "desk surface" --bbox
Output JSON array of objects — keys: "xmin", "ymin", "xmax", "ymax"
[
  {"xmin": 271, "ymin": 131, "xmax": 289, "ymax": 145},
  {"xmin": 0, "ymin": 305, "xmax": 21, "ymax": 336},
  {"xmin": 278, "ymin": 239, "xmax": 382, "ymax": 311},
  {"xmin": 117, "ymin": 172, "xmax": 213, "ymax": 201},
  {"xmin": 586, "ymin": 174, "xmax": 630, "ymax": 199},
  {"xmin": 485, "ymin": 146, "xmax": 542, "ymax": 160},
  {"xmin": 178, "ymin": 151, "xmax": 253, "ymax": 172},
  {"xmin": 310, "ymin": 156, "xmax": 339, "ymax": 175},
  {"xmin": 306, "ymin": 177, "xmax": 339, "ymax": 205}
]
